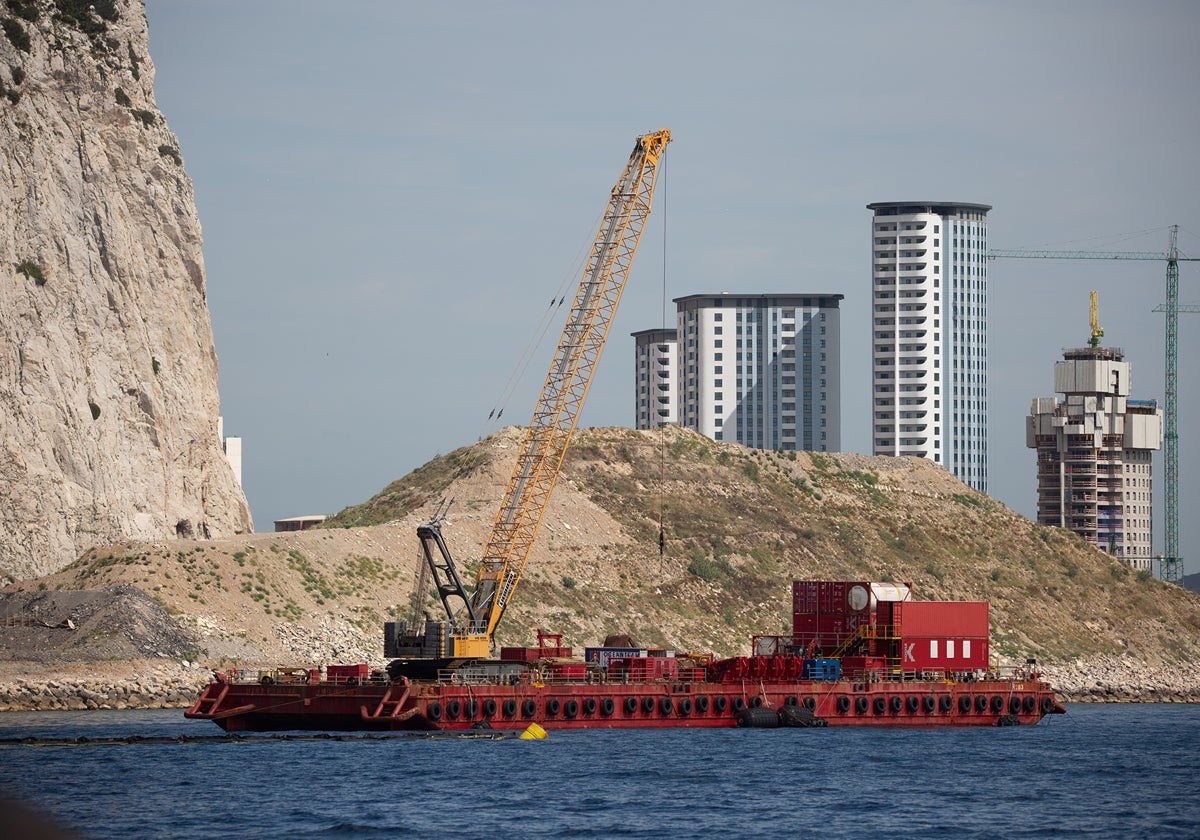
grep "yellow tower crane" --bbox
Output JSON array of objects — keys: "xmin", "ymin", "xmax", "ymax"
[
  {"xmin": 1089, "ymin": 290, "xmax": 1104, "ymax": 348},
  {"xmin": 386, "ymin": 129, "xmax": 671, "ymax": 676}
]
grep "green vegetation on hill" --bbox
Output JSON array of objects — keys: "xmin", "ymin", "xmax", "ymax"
[
  {"xmin": 324, "ymin": 446, "xmax": 493, "ymax": 528},
  {"xmin": 12, "ymin": 427, "xmax": 1200, "ymax": 668}
]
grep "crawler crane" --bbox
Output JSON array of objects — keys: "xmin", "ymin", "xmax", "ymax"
[{"xmin": 386, "ymin": 129, "xmax": 671, "ymax": 677}]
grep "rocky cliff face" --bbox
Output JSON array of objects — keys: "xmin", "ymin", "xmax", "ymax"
[{"xmin": 0, "ymin": 0, "xmax": 252, "ymax": 581}]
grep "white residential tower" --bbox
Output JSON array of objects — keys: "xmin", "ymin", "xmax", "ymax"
[
  {"xmin": 868, "ymin": 201, "xmax": 991, "ymax": 491},
  {"xmin": 633, "ymin": 328, "xmax": 678, "ymax": 429},
  {"xmin": 673, "ymin": 293, "xmax": 842, "ymax": 452}
]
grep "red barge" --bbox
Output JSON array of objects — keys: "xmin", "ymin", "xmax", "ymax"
[
  {"xmin": 187, "ymin": 581, "xmax": 1066, "ymax": 732},
  {"xmin": 188, "ymin": 132, "xmax": 1065, "ymax": 733}
]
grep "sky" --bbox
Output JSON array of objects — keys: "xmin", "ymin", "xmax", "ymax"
[{"xmin": 143, "ymin": 1, "xmax": 1200, "ymax": 576}]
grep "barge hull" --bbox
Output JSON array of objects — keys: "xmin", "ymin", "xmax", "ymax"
[{"xmin": 187, "ymin": 677, "xmax": 1065, "ymax": 732}]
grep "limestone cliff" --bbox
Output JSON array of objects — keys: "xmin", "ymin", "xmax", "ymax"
[{"xmin": 0, "ymin": 0, "xmax": 252, "ymax": 581}]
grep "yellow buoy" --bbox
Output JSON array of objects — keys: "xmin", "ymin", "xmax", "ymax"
[{"xmin": 518, "ymin": 722, "xmax": 547, "ymax": 740}]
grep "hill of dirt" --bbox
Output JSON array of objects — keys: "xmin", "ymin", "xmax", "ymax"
[
  {"xmin": 3, "ymin": 426, "xmax": 1199, "ymax": 704},
  {"xmin": 0, "ymin": 586, "xmax": 197, "ymax": 662}
]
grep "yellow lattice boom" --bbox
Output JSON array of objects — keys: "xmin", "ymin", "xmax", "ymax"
[{"xmin": 455, "ymin": 130, "xmax": 671, "ymax": 653}]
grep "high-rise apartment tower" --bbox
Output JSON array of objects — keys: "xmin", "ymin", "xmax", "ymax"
[
  {"xmin": 868, "ymin": 201, "xmax": 991, "ymax": 491},
  {"xmin": 632, "ymin": 328, "xmax": 678, "ymax": 429},
  {"xmin": 1027, "ymin": 345, "xmax": 1162, "ymax": 570},
  {"xmin": 673, "ymin": 293, "xmax": 842, "ymax": 451}
]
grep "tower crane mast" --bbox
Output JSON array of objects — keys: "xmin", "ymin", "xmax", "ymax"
[
  {"xmin": 388, "ymin": 129, "xmax": 671, "ymax": 673},
  {"xmin": 989, "ymin": 226, "xmax": 1197, "ymax": 582}
]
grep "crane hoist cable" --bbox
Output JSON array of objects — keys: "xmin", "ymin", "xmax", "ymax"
[
  {"xmin": 657, "ymin": 156, "xmax": 670, "ymax": 559},
  {"xmin": 479, "ymin": 210, "xmax": 605, "ymax": 441}
]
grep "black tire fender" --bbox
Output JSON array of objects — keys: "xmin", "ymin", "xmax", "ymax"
[{"xmin": 736, "ymin": 707, "xmax": 781, "ymax": 728}]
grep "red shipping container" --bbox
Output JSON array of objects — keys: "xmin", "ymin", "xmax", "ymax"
[
  {"xmin": 793, "ymin": 581, "xmax": 874, "ymax": 652},
  {"xmin": 500, "ymin": 647, "xmax": 541, "ymax": 663},
  {"xmin": 793, "ymin": 581, "xmax": 872, "ymax": 616},
  {"xmin": 898, "ymin": 601, "xmax": 988, "ymax": 637},
  {"xmin": 792, "ymin": 581, "xmax": 819, "ymax": 614}
]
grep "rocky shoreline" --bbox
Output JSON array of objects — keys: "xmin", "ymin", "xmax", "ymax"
[
  {"xmin": 0, "ymin": 657, "xmax": 1196, "ymax": 713},
  {"xmin": 0, "ymin": 661, "xmax": 213, "ymax": 713},
  {"xmin": 1041, "ymin": 657, "xmax": 1200, "ymax": 704}
]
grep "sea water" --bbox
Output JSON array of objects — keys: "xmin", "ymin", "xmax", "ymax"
[{"xmin": 0, "ymin": 704, "xmax": 1197, "ymax": 839}]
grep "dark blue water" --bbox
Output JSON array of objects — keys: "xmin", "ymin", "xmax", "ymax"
[{"xmin": 0, "ymin": 705, "xmax": 1197, "ymax": 838}]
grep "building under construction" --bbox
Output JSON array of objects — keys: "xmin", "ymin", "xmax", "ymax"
[{"xmin": 1027, "ymin": 343, "xmax": 1162, "ymax": 570}]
